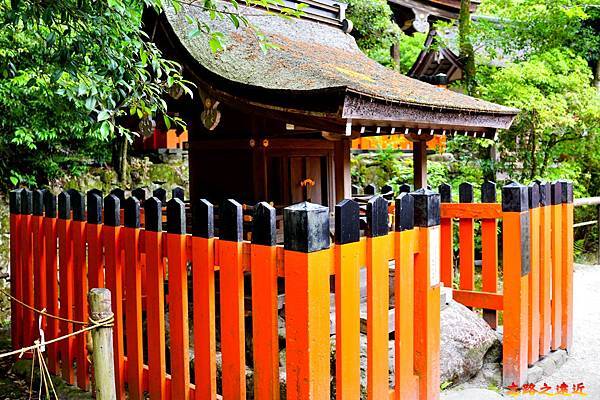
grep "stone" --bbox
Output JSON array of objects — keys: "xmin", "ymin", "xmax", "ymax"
[
  {"xmin": 440, "ymin": 300, "xmax": 500, "ymax": 385},
  {"xmin": 527, "ymin": 365, "xmax": 544, "ymax": 383},
  {"xmin": 550, "ymin": 349, "xmax": 568, "ymax": 368},
  {"xmin": 537, "ymin": 356, "xmax": 556, "ymax": 376}
]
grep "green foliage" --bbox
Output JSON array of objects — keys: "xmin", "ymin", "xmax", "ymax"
[
  {"xmin": 478, "ymin": 50, "xmax": 599, "ymax": 181},
  {"xmin": 343, "ymin": 0, "xmax": 401, "ymax": 68}
]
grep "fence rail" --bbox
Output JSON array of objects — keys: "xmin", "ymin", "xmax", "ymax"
[{"xmin": 572, "ymin": 196, "xmax": 600, "ymax": 264}]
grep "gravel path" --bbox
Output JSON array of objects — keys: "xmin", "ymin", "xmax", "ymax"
[{"xmin": 443, "ymin": 263, "xmax": 600, "ymax": 399}]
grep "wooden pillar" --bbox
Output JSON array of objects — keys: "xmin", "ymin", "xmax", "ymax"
[
  {"xmin": 413, "ymin": 140, "xmax": 427, "ymax": 189},
  {"xmin": 501, "ymin": 182, "xmax": 529, "ymax": 387},
  {"xmin": 284, "ymin": 202, "xmax": 331, "ymax": 400},
  {"xmin": 411, "ymin": 188, "xmax": 441, "ymax": 400},
  {"xmin": 334, "ymin": 139, "xmax": 352, "ymax": 202}
]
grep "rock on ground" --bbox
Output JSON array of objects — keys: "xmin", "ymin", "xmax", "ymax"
[
  {"xmin": 440, "ymin": 300, "xmax": 501, "ymax": 386},
  {"xmin": 441, "ymin": 388, "xmax": 503, "ymax": 399}
]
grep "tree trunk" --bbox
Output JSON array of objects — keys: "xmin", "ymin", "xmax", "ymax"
[
  {"xmin": 458, "ymin": 0, "xmax": 476, "ymax": 95},
  {"xmin": 112, "ymin": 135, "xmax": 128, "ymax": 183}
]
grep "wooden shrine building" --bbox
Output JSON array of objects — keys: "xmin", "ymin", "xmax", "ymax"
[{"xmin": 145, "ymin": 0, "xmax": 517, "ymax": 210}]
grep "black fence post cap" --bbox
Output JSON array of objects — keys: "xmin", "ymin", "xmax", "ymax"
[
  {"xmin": 458, "ymin": 182, "xmax": 474, "ymax": 203},
  {"xmin": 172, "ymin": 187, "xmax": 185, "ymax": 201},
  {"xmin": 220, "ymin": 199, "xmax": 243, "ymax": 242},
  {"xmin": 528, "ymin": 182, "xmax": 540, "ymax": 209},
  {"xmin": 252, "ymin": 202, "xmax": 277, "ymax": 246},
  {"xmin": 410, "ymin": 188, "xmax": 440, "ymax": 227},
  {"xmin": 87, "ymin": 193, "xmax": 103, "ymax": 224},
  {"xmin": 399, "ymin": 183, "xmax": 412, "ymax": 194},
  {"xmin": 9, "ymin": 189, "xmax": 22, "ymax": 214},
  {"xmin": 381, "ymin": 184, "xmax": 394, "ymax": 200},
  {"xmin": 167, "ymin": 198, "xmax": 186, "ymax": 234},
  {"xmin": 550, "ymin": 181, "xmax": 563, "ymax": 205},
  {"xmin": 366, "ymin": 195, "xmax": 389, "ymax": 237},
  {"xmin": 153, "ymin": 188, "xmax": 167, "ymax": 203},
  {"xmin": 58, "ymin": 191, "xmax": 71, "ymax": 219},
  {"xmin": 351, "ymin": 184, "xmax": 361, "ymax": 195},
  {"xmin": 438, "ymin": 183, "xmax": 452, "ymax": 203},
  {"xmin": 502, "ymin": 182, "xmax": 529, "ymax": 212},
  {"xmin": 124, "ymin": 197, "xmax": 141, "ymax": 228},
  {"xmin": 192, "ymin": 199, "xmax": 214, "ymax": 238},
  {"xmin": 70, "ymin": 190, "xmax": 86, "ymax": 221},
  {"xmin": 131, "ymin": 188, "xmax": 148, "ymax": 202},
  {"xmin": 20, "ymin": 189, "xmax": 33, "ymax": 215},
  {"xmin": 557, "ymin": 180, "xmax": 573, "ymax": 204},
  {"xmin": 104, "ymin": 194, "xmax": 120, "ymax": 226},
  {"xmin": 110, "ymin": 188, "xmax": 126, "ymax": 208},
  {"xmin": 481, "ymin": 181, "xmax": 497, "ymax": 203},
  {"xmin": 44, "ymin": 191, "xmax": 57, "ymax": 218},
  {"xmin": 335, "ymin": 199, "xmax": 360, "ymax": 245},
  {"xmin": 395, "ymin": 192, "xmax": 414, "ymax": 231},
  {"xmin": 32, "ymin": 189, "xmax": 46, "ymax": 216},
  {"xmin": 364, "ymin": 184, "xmax": 377, "ymax": 195},
  {"xmin": 284, "ymin": 201, "xmax": 330, "ymax": 253},
  {"xmin": 537, "ymin": 181, "xmax": 551, "ymax": 207},
  {"xmin": 144, "ymin": 197, "xmax": 162, "ymax": 232}
]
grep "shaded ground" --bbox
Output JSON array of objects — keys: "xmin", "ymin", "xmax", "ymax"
[
  {"xmin": 443, "ymin": 263, "xmax": 600, "ymax": 399},
  {"xmin": 0, "ymin": 329, "xmax": 92, "ymax": 399}
]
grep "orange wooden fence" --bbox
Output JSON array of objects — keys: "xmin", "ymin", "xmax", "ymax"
[
  {"xmin": 438, "ymin": 180, "xmax": 574, "ymax": 387},
  {"xmin": 9, "ymin": 186, "xmax": 442, "ymax": 399}
]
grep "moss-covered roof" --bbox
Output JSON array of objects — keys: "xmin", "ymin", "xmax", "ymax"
[{"xmin": 161, "ymin": 1, "xmax": 517, "ymax": 131}]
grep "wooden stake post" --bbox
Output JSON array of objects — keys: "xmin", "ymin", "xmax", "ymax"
[
  {"xmin": 334, "ymin": 199, "xmax": 361, "ymax": 400},
  {"xmin": 537, "ymin": 181, "xmax": 552, "ymax": 357},
  {"xmin": 481, "ymin": 181, "xmax": 499, "ymax": 329},
  {"xmin": 89, "ymin": 288, "xmax": 117, "ymax": 400},
  {"xmin": 192, "ymin": 199, "xmax": 217, "ymax": 400},
  {"xmin": 144, "ymin": 198, "xmax": 167, "ymax": 400},
  {"xmin": 284, "ymin": 202, "xmax": 331, "ymax": 400},
  {"xmin": 528, "ymin": 183, "xmax": 541, "ymax": 365},
  {"xmin": 501, "ymin": 183, "xmax": 529, "ymax": 387},
  {"xmin": 251, "ymin": 202, "xmax": 280, "ymax": 400},
  {"xmin": 9, "ymin": 189, "xmax": 22, "ymax": 353},
  {"xmin": 394, "ymin": 193, "xmax": 419, "ymax": 399},
  {"xmin": 550, "ymin": 182, "xmax": 563, "ymax": 350},
  {"xmin": 412, "ymin": 188, "xmax": 441, "ymax": 400},
  {"xmin": 559, "ymin": 180, "xmax": 574, "ymax": 351},
  {"xmin": 438, "ymin": 184, "xmax": 453, "ymax": 288}
]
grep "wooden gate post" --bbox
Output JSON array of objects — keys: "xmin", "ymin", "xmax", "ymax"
[
  {"xmin": 9, "ymin": 189, "xmax": 23, "ymax": 352},
  {"xmin": 411, "ymin": 188, "xmax": 441, "ymax": 400},
  {"xmin": 501, "ymin": 182, "xmax": 529, "ymax": 387},
  {"xmin": 394, "ymin": 193, "xmax": 419, "ymax": 399},
  {"xmin": 550, "ymin": 182, "xmax": 563, "ymax": 350},
  {"xmin": 558, "ymin": 180, "xmax": 574, "ymax": 352},
  {"xmin": 438, "ymin": 183, "xmax": 453, "ymax": 288},
  {"xmin": 537, "ymin": 181, "xmax": 552, "ymax": 357},
  {"xmin": 251, "ymin": 202, "xmax": 280, "ymax": 400},
  {"xmin": 192, "ymin": 199, "xmax": 217, "ymax": 400},
  {"xmin": 89, "ymin": 288, "xmax": 117, "ymax": 400},
  {"xmin": 218, "ymin": 199, "xmax": 246, "ymax": 400},
  {"xmin": 334, "ymin": 199, "xmax": 361, "ymax": 400},
  {"xmin": 284, "ymin": 202, "xmax": 331, "ymax": 400},
  {"xmin": 528, "ymin": 182, "xmax": 541, "ymax": 365}
]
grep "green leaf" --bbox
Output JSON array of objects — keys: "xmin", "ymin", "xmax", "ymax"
[
  {"xmin": 97, "ymin": 110, "xmax": 110, "ymax": 122},
  {"xmin": 9, "ymin": 176, "xmax": 18, "ymax": 186},
  {"xmin": 164, "ymin": 114, "xmax": 171, "ymax": 129},
  {"xmin": 100, "ymin": 121, "xmax": 112, "ymax": 138}
]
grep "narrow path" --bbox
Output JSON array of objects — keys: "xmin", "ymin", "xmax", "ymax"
[{"xmin": 443, "ymin": 263, "xmax": 600, "ymax": 399}]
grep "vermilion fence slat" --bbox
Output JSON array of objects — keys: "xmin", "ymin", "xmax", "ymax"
[
  {"xmin": 144, "ymin": 206, "xmax": 167, "ymax": 400},
  {"xmin": 165, "ymin": 199, "xmax": 190, "ymax": 400},
  {"xmin": 528, "ymin": 186, "xmax": 541, "ymax": 365},
  {"xmin": 334, "ymin": 199, "xmax": 361, "ymax": 400},
  {"xmin": 104, "ymin": 194, "xmax": 126, "ymax": 399},
  {"xmin": 250, "ymin": 202, "xmax": 279, "ymax": 400},
  {"xmin": 9, "ymin": 190, "xmax": 22, "ymax": 353},
  {"xmin": 21, "ymin": 192, "xmax": 35, "ymax": 351},
  {"xmin": 72, "ymin": 218, "xmax": 89, "ymax": 389},
  {"xmin": 44, "ymin": 195, "xmax": 60, "ymax": 374},
  {"xmin": 365, "ymin": 197, "xmax": 390, "ymax": 400},
  {"xmin": 560, "ymin": 182, "xmax": 574, "ymax": 351},
  {"xmin": 550, "ymin": 183, "xmax": 563, "ymax": 350},
  {"xmin": 538, "ymin": 182, "xmax": 552, "ymax": 356},
  {"xmin": 57, "ymin": 204, "xmax": 75, "ymax": 383},
  {"xmin": 124, "ymin": 198, "xmax": 144, "ymax": 400}
]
